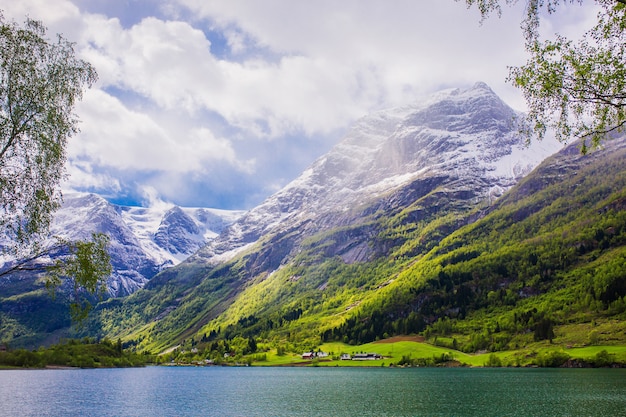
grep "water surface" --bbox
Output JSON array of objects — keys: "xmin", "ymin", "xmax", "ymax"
[{"xmin": 1, "ymin": 367, "xmax": 624, "ymax": 416}]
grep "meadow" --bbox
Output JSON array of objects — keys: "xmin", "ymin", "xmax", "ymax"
[{"xmin": 245, "ymin": 335, "xmax": 626, "ymax": 368}]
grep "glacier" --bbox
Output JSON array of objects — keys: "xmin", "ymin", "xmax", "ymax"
[{"xmin": 1, "ymin": 192, "xmax": 245, "ymax": 297}]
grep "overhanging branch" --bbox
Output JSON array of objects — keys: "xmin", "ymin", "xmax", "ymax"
[
  {"xmin": 0, "ymin": 243, "xmax": 65, "ymax": 278},
  {"xmin": 580, "ymin": 118, "xmax": 626, "ymax": 140}
]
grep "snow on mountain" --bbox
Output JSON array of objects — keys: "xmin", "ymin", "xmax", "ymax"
[
  {"xmin": 189, "ymin": 82, "xmax": 563, "ymax": 266},
  {"xmin": 48, "ymin": 193, "xmax": 245, "ymax": 296}
]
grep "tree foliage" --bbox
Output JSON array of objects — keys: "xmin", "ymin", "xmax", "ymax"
[
  {"xmin": 461, "ymin": 0, "xmax": 626, "ymax": 151},
  {"xmin": 0, "ymin": 12, "xmax": 109, "ymax": 321},
  {"xmin": 47, "ymin": 233, "xmax": 113, "ymax": 322},
  {"xmin": 0, "ymin": 12, "xmax": 97, "ymax": 252},
  {"xmin": 0, "ymin": 338, "xmax": 151, "ymax": 368}
]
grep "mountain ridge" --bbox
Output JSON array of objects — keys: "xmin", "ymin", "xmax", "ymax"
[
  {"xmin": 84, "ymin": 82, "xmax": 571, "ymax": 352},
  {"xmin": 47, "ymin": 192, "xmax": 245, "ymax": 296},
  {"xmin": 0, "ymin": 194, "xmax": 244, "ymax": 348},
  {"xmin": 188, "ymin": 82, "xmax": 561, "ymax": 268}
]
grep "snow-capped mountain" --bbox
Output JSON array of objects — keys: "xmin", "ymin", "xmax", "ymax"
[
  {"xmin": 48, "ymin": 193, "xmax": 244, "ymax": 296},
  {"xmin": 98, "ymin": 82, "xmax": 568, "ymax": 351},
  {"xmin": 188, "ymin": 82, "xmax": 562, "ymax": 268}
]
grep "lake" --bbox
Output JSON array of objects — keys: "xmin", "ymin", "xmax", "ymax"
[{"xmin": 0, "ymin": 366, "xmax": 625, "ymax": 416}]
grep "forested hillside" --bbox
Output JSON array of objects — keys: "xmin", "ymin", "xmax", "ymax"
[
  {"xmin": 325, "ymin": 136, "xmax": 626, "ymax": 351},
  {"xmin": 83, "ymin": 134, "xmax": 626, "ymax": 356}
]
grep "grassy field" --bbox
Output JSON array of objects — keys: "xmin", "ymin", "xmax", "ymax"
[{"xmin": 249, "ymin": 336, "xmax": 626, "ymax": 367}]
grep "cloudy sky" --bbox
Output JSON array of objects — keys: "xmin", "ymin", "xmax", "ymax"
[{"xmin": 2, "ymin": 1, "xmax": 598, "ymax": 210}]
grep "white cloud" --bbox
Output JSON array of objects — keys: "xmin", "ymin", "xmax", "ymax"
[
  {"xmin": 138, "ymin": 185, "xmax": 173, "ymax": 210},
  {"xmin": 63, "ymin": 160, "xmax": 121, "ymax": 195},
  {"xmin": 72, "ymin": 90, "xmax": 171, "ymax": 171},
  {"xmin": 3, "ymin": 0, "xmax": 602, "ymax": 209},
  {"xmin": 80, "ymin": 15, "xmax": 219, "ymax": 110},
  {"xmin": 174, "ymin": 0, "xmax": 599, "ymax": 114},
  {"xmin": 70, "ymin": 89, "xmax": 246, "ymax": 181},
  {"xmin": 189, "ymin": 127, "xmax": 254, "ymax": 172},
  {"xmin": 76, "ymin": 12, "xmax": 379, "ymax": 138},
  {"xmin": 224, "ymin": 28, "xmax": 248, "ymax": 55},
  {"xmin": 176, "ymin": 0, "xmax": 530, "ymax": 111},
  {"xmin": 2, "ymin": 0, "xmax": 80, "ymax": 26}
]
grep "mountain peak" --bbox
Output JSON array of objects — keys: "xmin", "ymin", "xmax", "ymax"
[
  {"xmin": 470, "ymin": 80, "xmax": 493, "ymax": 91},
  {"xmin": 402, "ymin": 82, "xmax": 515, "ymax": 136},
  {"xmin": 189, "ymin": 83, "xmax": 561, "ymax": 267},
  {"xmin": 45, "ymin": 193, "xmax": 245, "ymax": 296}
]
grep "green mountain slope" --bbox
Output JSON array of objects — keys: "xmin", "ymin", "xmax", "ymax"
[
  {"xmin": 86, "ymin": 171, "xmax": 484, "ymax": 352},
  {"xmin": 0, "ymin": 271, "xmax": 75, "ymax": 348},
  {"xmin": 85, "ymin": 136, "xmax": 626, "ymax": 355},
  {"xmin": 326, "ymin": 137, "xmax": 626, "ymax": 351}
]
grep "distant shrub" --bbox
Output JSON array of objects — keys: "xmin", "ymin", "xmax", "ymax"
[
  {"xmin": 533, "ymin": 350, "xmax": 570, "ymax": 367},
  {"xmin": 588, "ymin": 330, "xmax": 600, "ymax": 346},
  {"xmin": 484, "ymin": 353, "xmax": 503, "ymax": 367},
  {"xmin": 252, "ymin": 353, "xmax": 267, "ymax": 362},
  {"xmin": 590, "ymin": 350, "xmax": 615, "ymax": 367}
]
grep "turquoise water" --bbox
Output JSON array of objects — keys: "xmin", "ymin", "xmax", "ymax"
[{"xmin": 0, "ymin": 367, "xmax": 625, "ymax": 416}]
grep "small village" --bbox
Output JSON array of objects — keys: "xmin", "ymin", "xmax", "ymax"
[
  {"xmin": 301, "ymin": 352, "xmax": 383, "ymax": 361},
  {"xmin": 163, "ymin": 349, "xmax": 386, "ymax": 367}
]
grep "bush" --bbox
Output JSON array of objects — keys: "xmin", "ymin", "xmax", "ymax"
[
  {"xmin": 252, "ymin": 353, "xmax": 267, "ymax": 362},
  {"xmin": 590, "ymin": 350, "xmax": 615, "ymax": 367},
  {"xmin": 533, "ymin": 350, "xmax": 570, "ymax": 367},
  {"xmin": 0, "ymin": 340, "xmax": 150, "ymax": 368},
  {"xmin": 484, "ymin": 353, "xmax": 503, "ymax": 367}
]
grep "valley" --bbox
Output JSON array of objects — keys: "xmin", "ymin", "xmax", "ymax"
[
  {"xmin": 84, "ymin": 84, "xmax": 626, "ymax": 360},
  {"xmin": 2, "ymin": 83, "xmax": 625, "ymax": 366}
]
